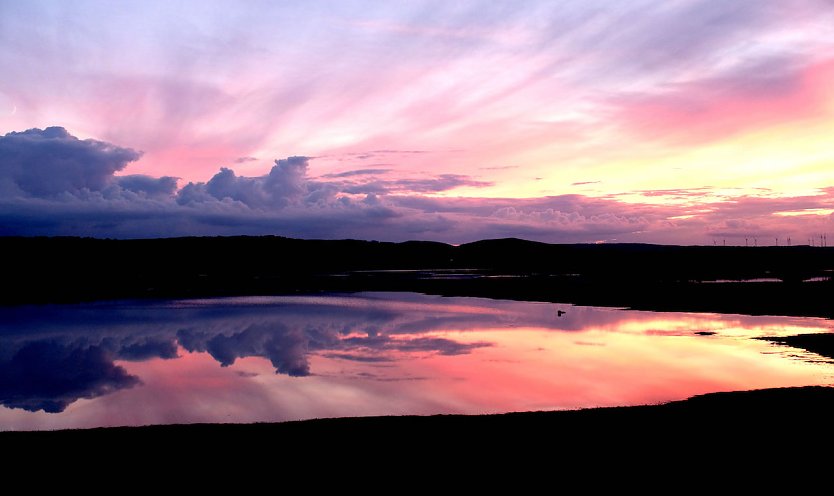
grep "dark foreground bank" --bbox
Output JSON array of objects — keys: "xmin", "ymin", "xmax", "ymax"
[{"xmin": 5, "ymin": 386, "xmax": 834, "ymax": 465}]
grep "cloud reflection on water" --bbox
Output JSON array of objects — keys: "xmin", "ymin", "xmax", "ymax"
[
  {"xmin": 0, "ymin": 293, "xmax": 832, "ymax": 418},
  {"xmin": 0, "ymin": 294, "xmax": 519, "ymax": 412}
]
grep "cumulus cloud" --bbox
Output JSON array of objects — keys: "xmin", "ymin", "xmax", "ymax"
[
  {"xmin": 117, "ymin": 175, "xmax": 178, "ymax": 197},
  {"xmin": 178, "ymin": 324, "xmax": 311, "ymax": 377},
  {"xmin": 491, "ymin": 206, "xmax": 648, "ymax": 234},
  {"xmin": 176, "ymin": 321, "xmax": 491, "ymax": 377},
  {"xmin": 0, "ymin": 126, "xmax": 832, "ymax": 244},
  {"xmin": 179, "ymin": 156, "xmax": 309, "ymax": 208},
  {"xmin": 0, "ymin": 127, "xmax": 142, "ymax": 198},
  {"xmin": 174, "ymin": 155, "xmax": 488, "ymax": 209},
  {"xmin": 0, "ymin": 341, "xmax": 140, "ymax": 413},
  {"xmin": 117, "ymin": 338, "xmax": 179, "ymax": 361}
]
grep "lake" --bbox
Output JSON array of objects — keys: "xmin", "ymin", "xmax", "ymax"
[{"xmin": 1, "ymin": 292, "xmax": 832, "ymax": 430}]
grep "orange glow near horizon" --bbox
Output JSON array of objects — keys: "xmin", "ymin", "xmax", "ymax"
[{"xmin": 380, "ymin": 324, "xmax": 833, "ymax": 413}]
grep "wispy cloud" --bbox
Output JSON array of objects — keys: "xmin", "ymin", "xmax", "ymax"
[
  {"xmin": 321, "ymin": 168, "xmax": 393, "ymax": 178},
  {"xmin": 1, "ymin": 1, "xmax": 831, "ymax": 196},
  {"xmin": 1, "ymin": 2, "xmax": 834, "ymax": 239}
]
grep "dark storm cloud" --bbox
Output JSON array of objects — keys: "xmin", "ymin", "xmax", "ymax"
[
  {"xmin": 0, "ymin": 127, "xmax": 142, "ymax": 198},
  {"xmin": 176, "ymin": 316, "xmax": 493, "ymax": 378},
  {"xmin": 0, "ymin": 126, "xmax": 831, "ymax": 244},
  {"xmin": 176, "ymin": 155, "xmax": 488, "ymax": 207},
  {"xmin": 179, "ymin": 156, "xmax": 309, "ymax": 208},
  {"xmin": 117, "ymin": 338, "xmax": 179, "ymax": 361},
  {"xmin": 0, "ymin": 341, "xmax": 140, "ymax": 413},
  {"xmin": 117, "ymin": 174, "xmax": 179, "ymax": 197},
  {"xmin": 178, "ymin": 324, "xmax": 311, "ymax": 377}
]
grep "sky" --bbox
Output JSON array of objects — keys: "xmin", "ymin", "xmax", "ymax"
[{"xmin": 1, "ymin": 0, "xmax": 833, "ymax": 244}]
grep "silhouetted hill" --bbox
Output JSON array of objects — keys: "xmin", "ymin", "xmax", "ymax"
[
  {"xmin": 458, "ymin": 238, "xmax": 832, "ymax": 281},
  {"xmin": 2, "ymin": 236, "xmax": 833, "ymax": 317}
]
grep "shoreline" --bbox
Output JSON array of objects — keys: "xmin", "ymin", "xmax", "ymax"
[
  {"xmin": 5, "ymin": 387, "xmax": 834, "ymax": 471},
  {"xmin": 4, "ymin": 236, "xmax": 833, "ymax": 319},
  {"xmin": 4, "ymin": 385, "xmax": 833, "ymax": 436}
]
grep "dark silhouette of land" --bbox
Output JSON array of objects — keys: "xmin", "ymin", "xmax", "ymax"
[
  {"xmin": 760, "ymin": 333, "xmax": 834, "ymax": 360},
  {"xmin": 4, "ymin": 386, "xmax": 834, "ymax": 467},
  {"xmin": 4, "ymin": 235, "xmax": 832, "ymax": 317},
  {"xmin": 3, "ymin": 237, "xmax": 833, "ymax": 473}
]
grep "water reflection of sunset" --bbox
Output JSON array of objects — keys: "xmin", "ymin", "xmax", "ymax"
[{"xmin": 1, "ymin": 294, "xmax": 832, "ymax": 430}]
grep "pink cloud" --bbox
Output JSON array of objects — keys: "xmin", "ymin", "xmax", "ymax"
[
  {"xmin": 613, "ymin": 57, "xmax": 834, "ymax": 144},
  {"xmin": 3, "ymin": 124, "xmax": 833, "ymax": 244}
]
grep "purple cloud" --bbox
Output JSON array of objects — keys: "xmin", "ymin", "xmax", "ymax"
[
  {"xmin": 342, "ymin": 335, "xmax": 490, "ymax": 356},
  {"xmin": 0, "ymin": 127, "xmax": 832, "ymax": 244},
  {"xmin": 0, "ymin": 127, "xmax": 142, "ymax": 198},
  {"xmin": 117, "ymin": 175, "xmax": 179, "ymax": 197},
  {"xmin": 0, "ymin": 341, "xmax": 140, "ymax": 413},
  {"xmin": 340, "ymin": 174, "xmax": 492, "ymax": 195},
  {"xmin": 177, "ymin": 157, "xmax": 314, "ymax": 208},
  {"xmin": 322, "ymin": 168, "xmax": 393, "ymax": 178}
]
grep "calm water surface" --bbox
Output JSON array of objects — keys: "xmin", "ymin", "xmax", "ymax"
[{"xmin": 2, "ymin": 292, "xmax": 833, "ymax": 430}]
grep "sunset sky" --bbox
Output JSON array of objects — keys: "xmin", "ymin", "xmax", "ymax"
[{"xmin": 1, "ymin": 0, "xmax": 833, "ymax": 243}]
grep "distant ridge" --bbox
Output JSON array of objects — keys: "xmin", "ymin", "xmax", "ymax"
[{"xmin": 2, "ymin": 235, "xmax": 832, "ymax": 317}]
